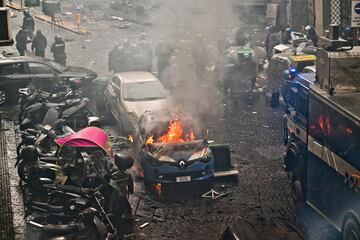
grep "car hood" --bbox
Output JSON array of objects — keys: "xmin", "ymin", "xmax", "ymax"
[
  {"xmin": 64, "ymin": 66, "xmax": 97, "ymax": 80},
  {"xmin": 124, "ymin": 98, "xmax": 169, "ymax": 118},
  {"xmin": 147, "ymin": 140, "xmax": 210, "ymax": 162}
]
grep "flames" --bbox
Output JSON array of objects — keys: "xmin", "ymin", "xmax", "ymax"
[{"xmin": 145, "ymin": 120, "xmax": 196, "ymax": 145}]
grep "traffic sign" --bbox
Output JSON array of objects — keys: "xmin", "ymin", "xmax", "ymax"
[{"xmin": 352, "ymin": 0, "xmax": 360, "ymax": 27}]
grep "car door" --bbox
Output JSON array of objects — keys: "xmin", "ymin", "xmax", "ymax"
[
  {"xmin": 27, "ymin": 62, "xmax": 58, "ymax": 92},
  {"xmin": 0, "ymin": 62, "xmax": 30, "ymax": 100}
]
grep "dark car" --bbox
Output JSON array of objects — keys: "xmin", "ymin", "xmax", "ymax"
[{"xmin": 0, "ymin": 56, "xmax": 97, "ymax": 105}]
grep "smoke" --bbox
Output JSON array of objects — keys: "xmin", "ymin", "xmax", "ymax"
[{"xmin": 144, "ymin": 0, "xmax": 240, "ymax": 122}]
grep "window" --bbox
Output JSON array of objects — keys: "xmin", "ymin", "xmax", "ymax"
[
  {"xmin": 0, "ymin": 63, "xmax": 25, "ymax": 75},
  {"xmin": 326, "ymin": 108, "xmax": 360, "ymax": 169},
  {"xmin": 296, "ymin": 92, "xmax": 308, "ymax": 118},
  {"xmin": 308, "ymin": 95, "xmax": 327, "ymax": 143},
  {"xmin": 28, "ymin": 62, "xmax": 55, "ymax": 74},
  {"xmin": 123, "ymin": 81, "xmax": 167, "ymax": 101}
]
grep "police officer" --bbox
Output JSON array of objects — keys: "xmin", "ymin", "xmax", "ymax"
[
  {"xmin": 108, "ymin": 42, "xmax": 120, "ymax": 72},
  {"xmin": 51, "ymin": 35, "xmax": 67, "ymax": 65},
  {"xmin": 305, "ymin": 25, "xmax": 318, "ymax": 47},
  {"xmin": 282, "ymin": 27, "xmax": 292, "ymax": 44},
  {"xmin": 234, "ymin": 28, "xmax": 248, "ymax": 46},
  {"xmin": 155, "ymin": 38, "xmax": 173, "ymax": 79},
  {"xmin": 15, "ymin": 29, "xmax": 29, "ymax": 56},
  {"xmin": 138, "ymin": 32, "xmax": 153, "ymax": 71},
  {"xmin": 192, "ymin": 34, "xmax": 207, "ymax": 81},
  {"xmin": 22, "ymin": 9, "xmax": 35, "ymax": 39},
  {"xmin": 242, "ymin": 53, "xmax": 257, "ymax": 90},
  {"xmin": 31, "ymin": 30, "xmax": 47, "ymax": 57}
]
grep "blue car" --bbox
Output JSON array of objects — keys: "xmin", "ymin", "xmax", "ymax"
[
  {"xmin": 136, "ymin": 111, "xmax": 214, "ymax": 188},
  {"xmin": 141, "ymin": 140, "xmax": 214, "ymax": 185}
]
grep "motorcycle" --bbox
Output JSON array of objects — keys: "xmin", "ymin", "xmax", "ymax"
[{"xmin": 20, "ymin": 97, "xmax": 91, "ymax": 131}]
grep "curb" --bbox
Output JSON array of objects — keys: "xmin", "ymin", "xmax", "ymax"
[{"xmin": 4, "ymin": 121, "xmax": 26, "ymax": 240}]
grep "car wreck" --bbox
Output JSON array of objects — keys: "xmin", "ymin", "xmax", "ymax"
[{"xmin": 136, "ymin": 111, "xmax": 214, "ymax": 191}]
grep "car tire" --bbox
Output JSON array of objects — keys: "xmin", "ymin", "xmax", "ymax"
[
  {"xmin": 0, "ymin": 88, "xmax": 8, "ymax": 105},
  {"xmin": 343, "ymin": 217, "xmax": 360, "ymax": 240}
]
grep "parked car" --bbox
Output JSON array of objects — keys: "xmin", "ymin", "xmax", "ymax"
[
  {"xmin": 104, "ymin": 71, "xmax": 170, "ymax": 135},
  {"xmin": 0, "ymin": 56, "xmax": 97, "ymax": 105},
  {"xmin": 136, "ymin": 110, "xmax": 214, "ymax": 191}
]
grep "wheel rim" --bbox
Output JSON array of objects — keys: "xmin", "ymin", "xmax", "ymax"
[{"xmin": 0, "ymin": 90, "xmax": 6, "ymax": 105}]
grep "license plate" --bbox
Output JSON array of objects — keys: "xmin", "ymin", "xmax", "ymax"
[{"xmin": 176, "ymin": 176, "xmax": 191, "ymax": 182}]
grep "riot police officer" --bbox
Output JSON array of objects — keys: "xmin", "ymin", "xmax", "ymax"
[
  {"xmin": 305, "ymin": 25, "xmax": 318, "ymax": 47},
  {"xmin": 50, "ymin": 35, "xmax": 67, "ymax": 65},
  {"xmin": 282, "ymin": 27, "xmax": 292, "ymax": 44},
  {"xmin": 15, "ymin": 29, "xmax": 30, "ymax": 56},
  {"xmin": 31, "ymin": 30, "xmax": 47, "ymax": 57},
  {"xmin": 155, "ymin": 38, "xmax": 174, "ymax": 80},
  {"xmin": 22, "ymin": 9, "xmax": 35, "ymax": 39}
]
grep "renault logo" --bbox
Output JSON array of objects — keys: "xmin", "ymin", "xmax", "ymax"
[{"xmin": 179, "ymin": 160, "xmax": 186, "ymax": 168}]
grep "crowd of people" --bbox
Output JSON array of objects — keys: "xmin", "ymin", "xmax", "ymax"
[{"xmin": 15, "ymin": 9, "xmax": 67, "ymax": 65}]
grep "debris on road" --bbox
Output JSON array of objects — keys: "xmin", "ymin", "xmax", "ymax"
[
  {"xmin": 202, "ymin": 189, "xmax": 229, "ymax": 200},
  {"xmin": 140, "ymin": 222, "xmax": 149, "ymax": 228}
]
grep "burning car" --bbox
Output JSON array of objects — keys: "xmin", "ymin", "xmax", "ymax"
[{"xmin": 136, "ymin": 111, "xmax": 214, "ymax": 188}]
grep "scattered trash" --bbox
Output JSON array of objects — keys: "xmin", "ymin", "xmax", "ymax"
[
  {"xmin": 140, "ymin": 222, "xmax": 149, "ymax": 228},
  {"xmin": 89, "ymin": 60, "xmax": 96, "ymax": 66},
  {"xmin": 206, "ymin": 65, "xmax": 215, "ymax": 71},
  {"xmin": 111, "ymin": 16, "xmax": 124, "ymax": 22},
  {"xmin": 262, "ymin": 125, "xmax": 269, "ymax": 128},
  {"xmin": 252, "ymin": 111, "xmax": 257, "ymax": 114},
  {"xmin": 202, "ymin": 189, "xmax": 229, "ymax": 200},
  {"xmin": 84, "ymin": 39, "xmax": 91, "ymax": 42}
]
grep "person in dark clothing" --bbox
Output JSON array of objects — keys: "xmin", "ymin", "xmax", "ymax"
[
  {"xmin": 155, "ymin": 39, "xmax": 173, "ymax": 80},
  {"xmin": 235, "ymin": 28, "xmax": 248, "ymax": 46},
  {"xmin": 282, "ymin": 27, "xmax": 292, "ymax": 44},
  {"xmin": 51, "ymin": 35, "xmax": 67, "ymax": 65},
  {"xmin": 22, "ymin": 9, "xmax": 35, "ymax": 39},
  {"xmin": 31, "ymin": 30, "xmax": 47, "ymax": 57},
  {"xmin": 192, "ymin": 34, "xmax": 207, "ymax": 81},
  {"xmin": 305, "ymin": 25, "xmax": 318, "ymax": 47},
  {"xmin": 15, "ymin": 29, "xmax": 30, "ymax": 56}
]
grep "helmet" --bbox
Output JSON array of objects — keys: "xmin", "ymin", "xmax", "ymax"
[
  {"xmin": 19, "ymin": 145, "xmax": 38, "ymax": 162},
  {"xmin": 265, "ymin": 25, "xmax": 272, "ymax": 33},
  {"xmin": 24, "ymin": 9, "xmax": 30, "ymax": 16},
  {"xmin": 305, "ymin": 25, "xmax": 313, "ymax": 31},
  {"xmin": 55, "ymin": 35, "xmax": 61, "ymax": 41},
  {"xmin": 285, "ymin": 27, "xmax": 292, "ymax": 32}
]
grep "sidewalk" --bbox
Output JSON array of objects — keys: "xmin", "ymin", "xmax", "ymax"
[
  {"xmin": 7, "ymin": 0, "xmax": 89, "ymax": 35},
  {"xmin": 0, "ymin": 122, "xmax": 15, "ymax": 240},
  {"xmin": 0, "ymin": 117, "xmax": 26, "ymax": 240}
]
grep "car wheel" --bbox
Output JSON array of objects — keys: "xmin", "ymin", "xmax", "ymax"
[
  {"xmin": 0, "ymin": 88, "xmax": 8, "ymax": 105},
  {"xmin": 343, "ymin": 217, "xmax": 360, "ymax": 240}
]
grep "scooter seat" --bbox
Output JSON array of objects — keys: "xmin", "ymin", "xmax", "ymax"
[{"xmin": 31, "ymin": 201, "xmax": 64, "ymax": 213}]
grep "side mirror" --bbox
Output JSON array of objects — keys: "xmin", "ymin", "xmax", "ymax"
[{"xmin": 114, "ymin": 153, "xmax": 134, "ymax": 171}]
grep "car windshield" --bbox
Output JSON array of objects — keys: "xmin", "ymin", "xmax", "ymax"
[
  {"xmin": 46, "ymin": 60, "xmax": 69, "ymax": 72},
  {"xmin": 123, "ymin": 81, "xmax": 167, "ymax": 101}
]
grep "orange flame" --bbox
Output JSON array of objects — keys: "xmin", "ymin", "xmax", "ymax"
[
  {"xmin": 128, "ymin": 135, "xmax": 134, "ymax": 143},
  {"xmin": 146, "ymin": 135, "xmax": 154, "ymax": 145},
  {"xmin": 157, "ymin": 120, "xmax": 196, "ymax": 144}
]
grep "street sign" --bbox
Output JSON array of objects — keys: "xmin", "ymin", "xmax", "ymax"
[{"xmin": 352, "ymin": 0, "xmax": 360, "ymax": 27}]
